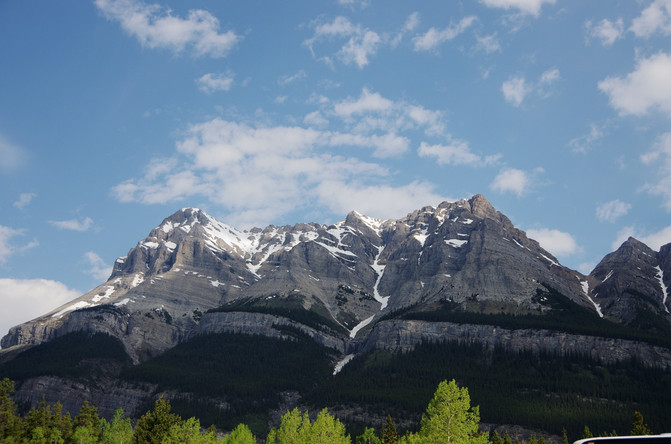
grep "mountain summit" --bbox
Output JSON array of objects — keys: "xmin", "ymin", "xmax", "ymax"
[{"xmin": 2, "ymin": 195, "xmax": 670, "ymax": 366}]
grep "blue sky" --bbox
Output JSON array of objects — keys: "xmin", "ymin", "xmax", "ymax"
[{"xmin": 2, "ymin": 0, "xmax": 671, "ymax": 339}]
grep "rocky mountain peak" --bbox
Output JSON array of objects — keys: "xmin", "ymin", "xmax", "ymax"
[{"xmin": 589, "ymin": 236, "xmax": 669, "ymax": 324}]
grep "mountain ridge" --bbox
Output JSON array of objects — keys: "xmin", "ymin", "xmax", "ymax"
[
  {"xmin": 2, "ymin": 194, "xmax": 670, "ymax": 366},
  {"xmin": 2, "ymin": 194, "xmax": 671, "ymax": 434}
]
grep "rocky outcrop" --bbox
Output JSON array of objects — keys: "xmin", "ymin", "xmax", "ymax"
[
  {"xmin": 363, "ymin": 319, "xmax": 671, "ymax": 367},
  {"xmin": 191, "ymin": 311, "xmax": 347, "ymax": 353}
]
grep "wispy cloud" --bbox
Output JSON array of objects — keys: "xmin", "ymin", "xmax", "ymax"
[
  {"xmin": 48, "ymin": 217, "xmax": 94, "ymax": 232},
  {"xmin": 13, "ymin": 193, "xmax": 36, "ymax": 210},
  {"xmin": 595, "ymin": 199, "xmax": 631, "ymax": 222},
  {"xmin": 0, "ymin": 135, "xmax": 27, "ymax": 172},
  {"xmin": 569, "ymin": 123, "xmax": 606, "ymax": 154},
  {"xmin": 0, "ymin": 226, "xmax": 38, "ymax": 265},
  {"xmin": 585, "ymin": 18, "xmax": 624, "ymax": 46},
  {"xmin": 418, "ymin": 141, "xmax": 500, "ymax": 167},
  {"xmin": 303, "ymin": 16, "xmax": 381, "ymax": 68},
  {"xmin": 95, "ymin": 0, "xmax": 240, "ymax": 57},
  {"xmin": 196, "ymin": 72, "xmax": 234, "ymax": 93},
  {"xmin": 502, "ymin": 68, "xmax": 560, "ymax": 106},
  {"xmin": 480, "ymin": 0, "xmax": 556, "ymax": 17},
  {"xmin": 412, "ymin": 16, "xmax": 477, "ymax": 52},
  {"xmin": 501, "ymin": 76, "xmax": 531, "ymax": 107},
  {"xmin": 278, "ymin": 70, "xmax": 307, "ymax": 86},
  {"xmin": 83, "ymin": 252, "xmax": 113, "ymax": 281},
  {"xmin": 641, "ymin": 132, "xmax": 671, "ymax": 211}
]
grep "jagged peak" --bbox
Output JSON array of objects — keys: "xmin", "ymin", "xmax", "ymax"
[
  {"xmin": 342, "ymin": 210, "xmax": 385, "ymax": 234},
  {"xmin": 616, "ymin": 236, "xmax": 656, "ymax": 256}
]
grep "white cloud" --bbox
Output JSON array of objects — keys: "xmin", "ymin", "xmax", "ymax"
[
  {"xmin": 480, "ymin": 0, "xmax": 556, "ymax": 17},
  {"xmin": 568, "ymin": 122, "xmax": 605, "ymax": 154},
  {"xmin": 304, "ymin": 111, "xmax": 329, "ymax": 127},
  {"xmin": 501, "ymin": 76, "xmax": 530, "ymax": 107},
  {"xmin": 0, "ymin": 135, "xmax": 26, "ymax": 172},
  {"xmin": 13, "ymin": 193, "xmax": 36, "ymax": 210},
  {"xmin": 0, "ymin": 278, "xmax": 80, "ymax": 341},
  {"xmin": 540, "ymin": 68, "xmax": 560, "ymax": 84},
  {"xmin": 612, "ymin": 225, "xmax": 671, "ymax": 251},
  {"xmin": 111, "ymin": 115, "xmax": 451, "ymax": 228},
  {"xmin": 83, "ymin": 252, "xmax": 113, "ymax": 281},
  {"xmin": 475, "ymin": 33, "xmax": 501, "ymax": 54},
  {"xmin": 418, "ymin": 141, "xmax": 500, "ymax": 167},
  {"xmin": 94, "ymin": 0, "xmax": 240, "ymax": 57},
  {"xmin": 526, "ymin": 228, "xmax": 580, "ymax": 257},
  {"xmin": 48, "ymin": 217, "xmax": 94, "ymax": 232},
  {"xmin": 502, "ymin": 69, "xmax": 559, "ymax": 106},
  {"xmin": 334, "ymin": 88, "xmax": 394, "ymax": 116},
  {"xmin": 586, "ymin": 18, "xmax": 624, "ymax": 46},
  {"xmin": 598, "ymin": 52, "xmax": 671, "ymax": 117},
  {"xmin": 391, "ymin": 12, "xmax": 421, "ymax": 47},
  {"xmin": 641, "ymin": 132, "xmax": 671, "ymax": 210},
  {"xmin": 278, "ymin": 70, "xmax": 307, "ymax": 86},
  {"xmin": 315, "ymin": 180, "xmax": 446, "ymax": 220},
  {"xmin": 630, "ymin": 0, "xmax": 671, "ymax": 38},
  {"xmin": 0, "ymin": 226, "xmax": 38, "ymax": 265},
  {"xmin": 339, "ymin": 30, "xmax": 381, "ymax": 67},
  {"xmin": 595, "ymin": 199, "xmax": 631, "ymax": 222},
  {"xmin": 196, "ymin": 72, "xmax": 234, "ymax": 93},
  {"xmin": 304, "ymin": 16, "xmax": 380, "ymax": 68},
  {"xmin": 412, "ymin": 16, "xmax": 477, "ymax": 52},
  {"xmin": 490, "ymin": 168, "xmax": 530, "ymax": 196}
]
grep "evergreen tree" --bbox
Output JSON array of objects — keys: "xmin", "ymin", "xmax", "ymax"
[
  {"xmin": 381, "ymin": 415, "xmax": 398, "ymax": 444},
  {"xmin": 266, "ymin": 407, "xmax": 349, "ymax": 444},
  {"xmin": 491, "ymin": 430, "xmax": 503, "ymax": 444},
  {"xmin": 503, "ymin": 431, "xmax": 512, "ymax": 444},
  {"xmin": 581, "ymin": 426, "xmax": 592, "ymax": 439},
  {"xmin": 631, "ymin": 411, "xmax": 651, "ymax": 436},
  {"xmin": 414, "ymin": 379, "xmax": 488, "ymax": 444},
  {"xmin": 561, "ymin": 428, "xmax": 568, "ymax": 444},
  {"xmin": 222, "ymin": 423, "xmax": 256, "ymax": 444},
  {"xmin": 70, "ymin": 400, "xmax": 102, "ymax": 443},
  {"xmin": 101, "ymin": 408, "xmax": 133, "ymax": 444},
  {"xmin": 0, "ymin": 378, "xmax": 23, "ymax": 441},
  {"xmin": 357, "ymin": 427, "xmax": 382, "ymax": 444},
  {"xmin": 133, "ymin": 398, "xmax": 182, "ymax": 444}
]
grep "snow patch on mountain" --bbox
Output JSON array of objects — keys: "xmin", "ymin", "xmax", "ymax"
[{"xmin": 655, "ymin": 266, "xmax": 669, "ymax": 313}]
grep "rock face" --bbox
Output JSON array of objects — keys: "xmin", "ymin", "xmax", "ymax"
[
  {"xmin": 2, "ymin": 194, "xmax": 671, "ymax": 369},
  {"xmin": 589, "ymin": 237, "xmax": 671, "ymax": 325}
]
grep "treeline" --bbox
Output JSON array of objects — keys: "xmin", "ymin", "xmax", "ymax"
[
  {"xmin": 307, "ymin": 339, "xmax": 671, "ymax": 438},
  {"xmin": 0, "ymin": 377, "xmax": 656, "ymax": 444}
]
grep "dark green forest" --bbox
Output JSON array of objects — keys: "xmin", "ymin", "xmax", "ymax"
[{"xmin": 1, "ymin": 329, "xmax": 669, "ymax": 441}]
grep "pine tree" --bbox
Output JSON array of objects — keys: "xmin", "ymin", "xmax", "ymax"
[
  {"xmin": 357, "ymin": 427, "xmax": 382, "ymax": 444},
  {"xmin": 101, "ymin": 409, "xmax": 133, "ymax": 444},
  {"xmin": 381, "ymin": 415, "xmax": 398, "ymax": 444},
  {"xmin": 415, "ymin": 379, "xmax": 488, "ymax": 444},
  {"xmin": 222, "ymin": 423, "xmax": 257, "ymax": 444},
  {"xmin": 561, "ymin": 428, "xmax": 568, "ymax": 444},
  {"xmin": 491, "ymin": 430, "xmax": 503, "ymax": 444},
  {"xmin": 630, "ymin": 411, "xmax": 651, "ymax": 436},
  {"xmin": 0, "ymin": 378, "xmax": 23, "ymax": 441},
  {"xmin": 133, "ymin": 398, "xmax": 182, "ymax": 444},
  {"xmin": 582, "ymin": 426, "xmax": 592, "ymax": 439}
]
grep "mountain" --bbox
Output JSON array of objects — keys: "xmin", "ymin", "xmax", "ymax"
[{"xmin": 2, "ymin": 194, "xmax": 671, "ymax": 436}]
